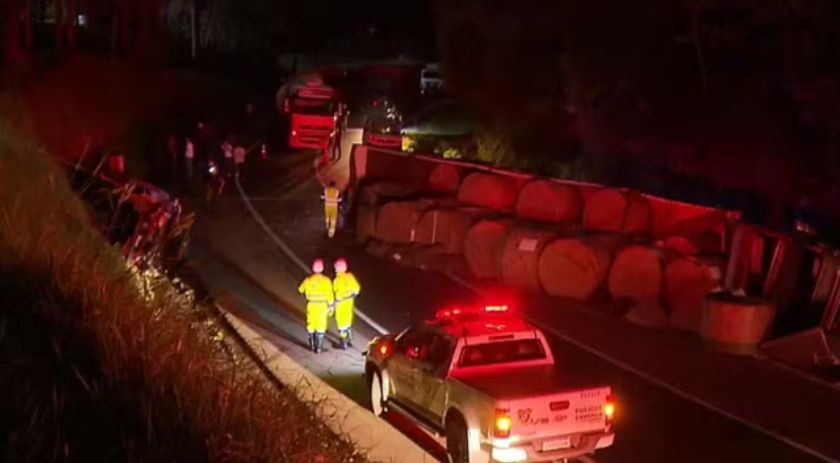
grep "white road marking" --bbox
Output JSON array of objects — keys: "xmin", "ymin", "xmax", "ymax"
[
  {"xmin": 233, "ymin": 176, "xmax": 390, "ymax": 336},
  {"xmin": 445, "ymin": 274, "xmax": 839, "ymax": 463}
]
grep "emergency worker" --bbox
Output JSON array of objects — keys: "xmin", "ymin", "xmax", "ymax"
[
  {"xmin": 298, "ymin": 258, "xmax": 334, "ymax": 353},
  {"xmin": 331, "ymin": 258, "xmax": 360, "ymax": 349},
  {"xmin": 322, "ymin": 181, "xmax": 341, "ymax": 238}
]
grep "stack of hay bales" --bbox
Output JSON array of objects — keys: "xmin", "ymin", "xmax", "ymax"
[{"xmin": 355, "ymin": 159, "xmax": 736, "ymax": 339}]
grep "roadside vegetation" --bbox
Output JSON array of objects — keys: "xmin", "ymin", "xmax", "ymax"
[{"xmin": 0, "ymin": 119, "xmax": 367, "ymax": 462}]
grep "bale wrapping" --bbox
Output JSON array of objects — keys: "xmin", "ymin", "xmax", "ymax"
[
  {"xmin": 538, "ymin": 235, "xmax": 616, "ymax": 300},
  {"xmin": 608, "ymin": 245, "xmax": 664, "ymax": 301},
  {"xmin": 427, "ymin": 164, "xmax": 462, "ymax": 193},
  {"xmin": 664, "ymin": 257, "xmax": 723, "ymax": 332},
  {"xmin": 515, "ymin": 180, "xmax": 582, "ymax": 223},
  {"xmin": 359, "ymin": 181, "xmax": 417, "ymax": 206},
  {"xmin": 457, "ymin": 172, "xmax": 518, "ymax": 211},
  {"xmin": 701, "ymin": 294, "xmax": 776, "ymax": 355},
  {"xmin": 374, "ymin": 199, "xmax": 435, "ymax": 244},
  {"xmin": 583, "ymin": 188, "xmax": 652, "ymax": 235},
  {"xmin": 413, "ymin": 207, "xmax": 493, "ymax": 254},
  {"xmin": 500, "ymin": 227, "xmax": 556, "ymax": 291},
  {"xmin": 464, "ymin": 219, "xmax": 515, "ymax": 279},
  {"xmin": 356, "ymin": 204, "xmax": 378, "ymax": 244}
]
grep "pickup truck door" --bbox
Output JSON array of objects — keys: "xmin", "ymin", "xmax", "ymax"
[
  {"xmin": 390, "ymin": 328, "xmax": 432, "ymax": 405},
  {"xmin": 416, "ymin": 334, "xmax": 456, "ymax": 422}
]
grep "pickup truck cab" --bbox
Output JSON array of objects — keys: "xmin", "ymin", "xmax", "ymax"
[{"xmin": 364, "ymin": 305, "xmax": 615, "ymax": 463}]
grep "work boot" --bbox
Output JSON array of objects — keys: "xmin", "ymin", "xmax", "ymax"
[
  {"xmin": 340, "ymin": 337, "xmax": 349, "ymax": 350},
  {"xmin": 315, "ymin": 333, "xmax": 326, "ymax": 353},
  {"xmin": 308, "ymin": 334, "xmax": 315, "ymax": 352}
]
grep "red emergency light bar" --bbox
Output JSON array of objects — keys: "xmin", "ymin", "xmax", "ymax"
[
  {"xmin": 298, "ymin": 88, "xmax": 334, "ymax": 99},
  {"xmin": 434, "ymin": 304, "xmax": 509, "ymax": 320}
]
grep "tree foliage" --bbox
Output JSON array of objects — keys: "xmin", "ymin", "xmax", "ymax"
[{"xmin": 435, "ymin": 0, "xmax": 840, "ymax": 214}]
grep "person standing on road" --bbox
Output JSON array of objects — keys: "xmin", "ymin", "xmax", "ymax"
[
  {"xmin": 331, "ymin": 258, "xmax": 360, "ymax": 349},
  {"xmin": 184, "ymin": 137, "xmax": 195, "ymax": 181},
  {"xmin": 233, "ymin": 143, "xmax": 247, "ymax": 180},
  {"xmin": 298, "ymin": 258, "xmax": 334, "ymax": 353},
  {"xmin": 322, "ymin": 180, "xmax": 341, "ymax": 238},
  {"xmin": 221, "ymin": 137, "xmax": 235, "ymax": 181}
]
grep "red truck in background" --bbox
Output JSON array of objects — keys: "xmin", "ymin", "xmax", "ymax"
[{"xmin": 276, "ymin": 74, "xmax": 338, "ymax": 150}]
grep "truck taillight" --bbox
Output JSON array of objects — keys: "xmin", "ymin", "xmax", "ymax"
[
  {"xmin": 493, "ymin": 409, "xmax": 512, "ymax": 438},
  {"xmin": 604, "ymin": 394, "xmax": 616, "ymax": 427}
]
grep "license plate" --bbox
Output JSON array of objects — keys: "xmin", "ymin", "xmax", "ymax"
[{"xmin": 542, "ymin": 437, "xmax": 571, "ymax": 452}]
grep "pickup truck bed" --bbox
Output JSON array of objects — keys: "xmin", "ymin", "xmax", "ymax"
[{"xmin": 451, "ymin": 364, "xmax": 598, "ymax": 399}]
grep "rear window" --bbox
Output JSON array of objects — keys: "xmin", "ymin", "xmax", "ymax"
[{"xmin": 458, "ymin": 339, "xmax": 545, "ymax": 367}]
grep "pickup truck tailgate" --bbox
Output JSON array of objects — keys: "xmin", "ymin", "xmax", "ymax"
[{"xmin": 506, "ymin": 387, "xmax": 611, "ymax": 440}]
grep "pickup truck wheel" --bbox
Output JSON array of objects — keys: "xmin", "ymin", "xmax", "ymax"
[
  {"xmin": 445, "ymin": 418, "xmax": 469, "ymax": 463},
  {"xmin": 368, "ymin": 370, "xmax": 386, "ymax": 416}
]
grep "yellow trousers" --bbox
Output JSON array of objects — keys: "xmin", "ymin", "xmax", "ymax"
[
  {"xmin": 306, "ymin": 302, "xmax": 329, "ymax": 333},
  {"xmin": 335, "ymin": 298, "xmax": 355, "ymax": 331},
  {"xmin": 325, "ymin": 205, "xmax": 338, "ymax": 237}
]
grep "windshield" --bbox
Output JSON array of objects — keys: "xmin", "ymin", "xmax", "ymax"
[
  {"xmin": 289, "ymin": 97, "xmax": 335, "ymax": 116},
  {"xmin": 458, "ymin": 339, "xmax": 545, "ymax": 368}
]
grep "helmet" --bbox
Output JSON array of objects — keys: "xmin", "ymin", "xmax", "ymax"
[
  {"xmin": 312, "ymin": 258, "xmax": 325, "ymax": 273},
  {"xmin": 334, "ymin": 258, "xmax": 347, "ymax": 273}
]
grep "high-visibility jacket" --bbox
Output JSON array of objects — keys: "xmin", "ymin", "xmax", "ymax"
[
  {"xmin": 298, "ymin": 273, "xmax": 334, "ymax": 333},
  {"xmin": 323, "ymin": 186, "xmax": 341, "ymax": 208},
  {"xmin": 332, "ymin": 272, "xmax": 360, "ymax": 330}
]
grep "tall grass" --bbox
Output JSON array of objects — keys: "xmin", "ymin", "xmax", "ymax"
[{"xmin": 0, "ymin": 119, "xmax": 367, "ymax": 462}]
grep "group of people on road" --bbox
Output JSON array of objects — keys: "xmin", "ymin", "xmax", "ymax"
[{"xmin": 298, "ymin": 257, "xmax": 361, "ymax": 353}]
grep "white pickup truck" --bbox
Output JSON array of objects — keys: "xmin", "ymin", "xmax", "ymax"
[{"xmin": 364, "ymin": 305, "xmax": 615, "ymax": 463}]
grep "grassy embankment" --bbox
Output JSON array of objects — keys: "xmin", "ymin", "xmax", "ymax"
[{"xmin": 0, "ymin": 119, "xmax": 366, "ymax": 461}]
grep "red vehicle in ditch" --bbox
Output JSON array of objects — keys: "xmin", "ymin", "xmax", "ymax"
[{"xmin": 277, "ymin": 74, "xmax": 338, "ymax": 150}]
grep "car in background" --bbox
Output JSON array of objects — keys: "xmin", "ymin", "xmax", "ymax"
[
  {"xmin": 364, "ymin": 305, "xmax": 616, "ymax": 463},
  {"xmin": 363, "ymin": 116, "xmax": 403, "ymax": 149},
  {"xmin": 420, "ymin": 63, "xmax": 443, "ymax": 95}
]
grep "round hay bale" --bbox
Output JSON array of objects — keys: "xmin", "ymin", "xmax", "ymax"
[
  {"xmin": 608, "ymin": 245, "xmax": 664, "ymax": 301},
  {"xmin": 457, "ymin": 172, "xmax": 518, "ymax": 211},
  {"xmin": 464, "ymin": 219, "xmax": 515, "ymax": 279},
  {"xmin": 428, "ymin": 164, "xmax": 462, "ymax": 193},
  {"xmin": 659, "ymin": 236, "xmax": 701, "ymax": 256},
  {"xmin": 583, "ymin": 189, "xmax": 652, "ymax": 235},
  {"xmin": 665, "ymin": 257, "xmax": 724, "ymax": 332},
  {"xmin": 414, "ymin": 207, "xmax": 496, "ymax": 254},
  {"xmin": 701, "ymin": 294, "xmax": 776, "ymax": 355},
  {"xmin": 500, "ymin": 227, "xmax": 556, "ymax": 291},
  {"xmin": 359, "ymin": 181, "xmax": 417, "ymax": 206},
  {"xmin": 538, "ymin": 236, "xmax": 614, "ymax": 300},
  {"xmin": 515, "ymin": 180, "xmax": 582, "ymax": 223},
  {"xmin": 356, "ymin": 204, "xmax": 378, "ymax": 244},
  {"xmin": 374, "ymin": 199, "xmax": 435, "ymax": 244},
  {"xmin": 414, "ymin": 209, "xmax": 472, "ymax": 253}
]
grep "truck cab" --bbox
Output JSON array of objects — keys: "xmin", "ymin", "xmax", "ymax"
[
  {"xmin": 365, "ymin": 305, "xmax": 615, "ymax": 463},
  {"xmin": 277, "ymin": 75, "xmax": 338, "ymax": 150}
]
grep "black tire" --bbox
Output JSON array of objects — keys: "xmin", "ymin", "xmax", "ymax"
[{"xmin": 445, "ymin": 416, "xmax": 469, "ymax": 463}]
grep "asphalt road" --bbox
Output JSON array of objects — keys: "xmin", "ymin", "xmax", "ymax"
[{"xmin": 187, "ymin": 148, "xmax": 832, "ymax": 463}]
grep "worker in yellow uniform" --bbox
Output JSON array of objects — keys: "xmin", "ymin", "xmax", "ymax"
[
  {"xmin": 331, "ymin": 258, "xmax": 361, "ymax": 349},
  {"xmin": 298, "ymin": 258, "xmax": 334, "ymax": 353},
  {"xmin": 322, "ymin": 180, "xmax": 341, "ymax": 238}
]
